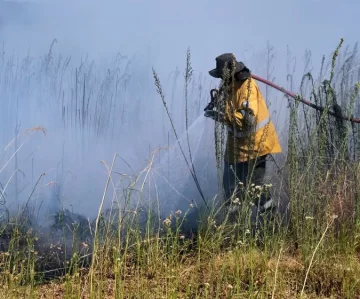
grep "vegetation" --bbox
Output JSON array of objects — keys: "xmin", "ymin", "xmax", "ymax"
[{"xmin": 1, "ymin": 39, "xmax": 360, "ymax": 298}]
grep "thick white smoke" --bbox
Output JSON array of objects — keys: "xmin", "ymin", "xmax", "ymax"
[{"xmin": 2, "ymin": 0, "xmax": 346, "ymax": 227}]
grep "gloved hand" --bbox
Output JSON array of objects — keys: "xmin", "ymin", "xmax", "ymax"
[{"xmin": 204, "ymin": 110, "xmax": 224, "ymax": 122}]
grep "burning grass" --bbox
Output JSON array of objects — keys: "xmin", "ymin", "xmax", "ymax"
[
  {"xmin": 1, "ymin": 241, "xmax": 360, "ymax": 298},
  {"xmin": 1, "ymin": 39, "xmax": 360, "ymax": 298},
  {"xmin": 1, "ymin": 160, "xmax": 360, "ymax": 298}
]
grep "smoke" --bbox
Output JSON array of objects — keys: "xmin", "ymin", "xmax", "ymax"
[
  {"xmin": 0, "ymin": 45, "xmax": 187, "ymax": 221},
  {"xmin": 0, "ymin": 1, "xmax": 222, "ymax": 225},
  {"xmin": 0, "ymin": 2, "xmax": 282, "ymax": 230},
  {"xmin": 0, "ymin": 0, "xmax": 355, "ymax": 230}
]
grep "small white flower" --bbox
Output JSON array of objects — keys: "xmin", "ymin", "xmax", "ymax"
[
  {"xmin": 232, "ymin": 197, "xmax": 240, "ymax": 204},
  {"xmin": 163, "ymin": 218, "xmax": 171, "ymax": 226}
]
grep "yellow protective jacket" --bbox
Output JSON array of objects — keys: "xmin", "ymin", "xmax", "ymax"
[{"xmin": 221, "ymin": 77, "xmax": 282, "ymax": 163}]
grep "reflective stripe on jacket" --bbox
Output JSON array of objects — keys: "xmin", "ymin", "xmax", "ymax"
[{"xmin": 222, "ymin": 77, "xmax": 282, "ymax": 163}]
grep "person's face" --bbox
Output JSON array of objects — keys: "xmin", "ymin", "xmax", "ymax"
[{"xmin": 220, "ymin": 73, "xmax": 234, "ymax": 87}]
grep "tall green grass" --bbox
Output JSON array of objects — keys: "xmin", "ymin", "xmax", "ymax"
[{"xmin": 1, "ymin": 39, "xmax": 360, "ymax": 298}]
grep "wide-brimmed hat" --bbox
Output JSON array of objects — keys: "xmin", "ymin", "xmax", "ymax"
[{"xmin": 209, "ymin": 53, "xmax": 247, "ymax": 78}]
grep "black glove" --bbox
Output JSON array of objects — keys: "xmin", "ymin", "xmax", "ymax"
[{"xmin": 204, "ymin": 110, "xmax": 224, "ymax": 122}]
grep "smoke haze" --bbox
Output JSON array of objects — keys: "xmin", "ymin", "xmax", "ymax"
[{"xmin": 0, "ymin": 0, "xmax": 358, "ymax": 222}]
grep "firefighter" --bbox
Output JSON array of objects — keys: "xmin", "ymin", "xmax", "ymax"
[{"xmin": 205, "ymin": 53, "xmax": 282, "ymax": 218}]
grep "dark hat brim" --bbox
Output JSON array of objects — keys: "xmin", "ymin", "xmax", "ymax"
[{"xmin": 209, "ymin": 68, "xmax": 221, "ymax": 78}]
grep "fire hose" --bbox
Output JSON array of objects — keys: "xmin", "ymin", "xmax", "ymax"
[{"xmin": 205, "ymin": 74, "xmax": 360, "ymax": 124}]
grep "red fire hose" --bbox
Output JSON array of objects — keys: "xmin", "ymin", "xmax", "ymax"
[{"xmin": 251, "ymin": 74, "xmax": 360, "ymax": 124}]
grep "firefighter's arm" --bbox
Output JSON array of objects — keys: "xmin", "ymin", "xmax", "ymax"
[{"xmin": 224, "ymin": 80, "xmax": 259, "ymax": 132}]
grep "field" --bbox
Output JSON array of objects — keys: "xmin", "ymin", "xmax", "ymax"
[{"xmin": 1, "ymin": 39, "xmax": 360, "ymax": 298}]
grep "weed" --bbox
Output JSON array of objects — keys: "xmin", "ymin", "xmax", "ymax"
[{"xmin": 0, "ymin": 39, "xmax": 360, "ymax": 298}]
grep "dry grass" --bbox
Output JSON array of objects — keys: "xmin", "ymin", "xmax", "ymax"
[
  {"xmin": 1, "ymin": 39, "xmax": 360, "ymax": 298},
  {"xmin": 1, "ymin": 248, "xmax": 360, "ymax": 298}
]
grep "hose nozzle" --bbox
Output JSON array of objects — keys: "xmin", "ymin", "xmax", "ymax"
[{"xmin": 204, "ymin": 88, "xmax": 220, "ymax": 111}]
